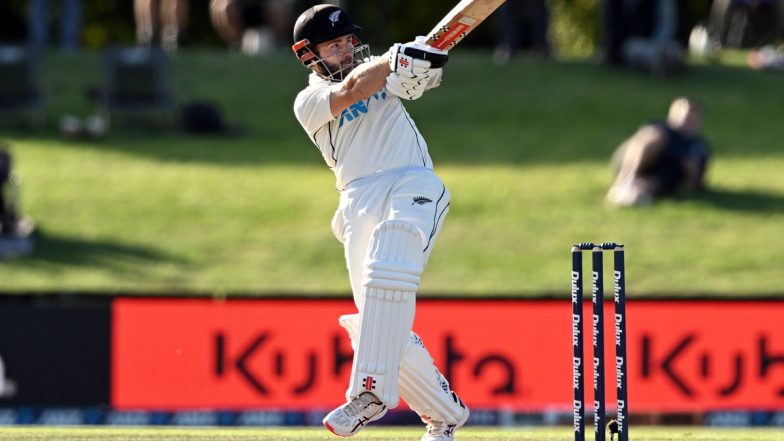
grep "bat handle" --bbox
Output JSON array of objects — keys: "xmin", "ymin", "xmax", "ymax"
[{"xmin": 401, "ymin": 46, "xmax": 449, "ymax": 68}]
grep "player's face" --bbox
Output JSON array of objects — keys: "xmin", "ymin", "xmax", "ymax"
[{"xmin": 316, "ymin": 35, "xmax": 356, "ymax": 76}]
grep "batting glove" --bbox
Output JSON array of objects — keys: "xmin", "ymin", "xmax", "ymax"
[
  {"xmin": 389, "ymin": 43, "xmax": 431, "ymax": 78},
  {"xmin": 386, "ymin": 68, "xmax": 443, "ymax": 100}
]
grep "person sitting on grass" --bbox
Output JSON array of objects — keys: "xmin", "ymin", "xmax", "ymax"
[
  {"xmin": 606, "ymin": 97, "xmax": 711, "ymax": 207},
  {"xmin": 0, "ymin": 147, "xmax": 35, "ymax": 258},
  {"xmin": 748, "ymin": 45, "xmax": 784, "ymax": 71}
]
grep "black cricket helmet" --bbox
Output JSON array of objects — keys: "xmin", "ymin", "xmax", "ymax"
[{"xmin": 291, "ymin": 4, "xmax": 369, "ymax": 81}]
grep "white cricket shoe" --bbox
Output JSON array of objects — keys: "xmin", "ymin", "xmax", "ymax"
[
  {"xmin": 323, "ymin": 391, "xmax": 388, "ymax": 437},
  {"xmin": 421, "ymin": 420, "xmax": 460, "ymax": 441}
]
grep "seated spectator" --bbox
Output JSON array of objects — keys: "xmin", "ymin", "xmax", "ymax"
[
  {"xmin": 606, "ymin": 97, "xmax": 711, "ymax": 207},
  {"xmin": 0, "ymin": 147, "xmax": 35, "ymax": 258},
  {"xmin": 602, "ymin": 0, "xmax": 685, "ymax": 76},
  {"xmin": 209, "ymin": 0, "xmax": 292, "ymax": 54},
  {"xmin": 748, "ymin": 45, "xmax": 784, "ymax": 71},
  {"xmin": 493, "ymin": 0, "xmax": 551, "ymax": 65}
]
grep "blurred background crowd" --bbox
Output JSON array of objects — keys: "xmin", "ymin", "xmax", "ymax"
[{"xmin": 0, "ymin": 1, "xmax": 781, "ymax": 62}]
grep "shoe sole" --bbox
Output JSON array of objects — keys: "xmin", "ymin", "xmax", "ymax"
[
  {"xmin": 323, "ymin": 421, "xmax": 352, "ymax": 437},
  {"xmin": 322, "ymin": 406, "xmax": 387, "ymax": 437}
]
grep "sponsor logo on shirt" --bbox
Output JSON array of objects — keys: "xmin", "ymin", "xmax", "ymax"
[{"xmin": 338, "ymin": 92, "xmax": 387, "ymax": 127}]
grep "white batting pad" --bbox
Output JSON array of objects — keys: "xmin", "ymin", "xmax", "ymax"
[
  {"xmin": 347, "ymin": 220, "xmax": 424, "ymax": 407},
  {"xmin": 398, "ymin": 339, "xmax": 469, "ymax": 427},
  {"xmin": 340, "ymin": 315, "xmax": 469, "ymax": 426}
]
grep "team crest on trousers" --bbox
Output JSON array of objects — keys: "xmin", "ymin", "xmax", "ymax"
[{"xmin": 412, "ymin": 196, "xmax": 433, "ymax": 205}]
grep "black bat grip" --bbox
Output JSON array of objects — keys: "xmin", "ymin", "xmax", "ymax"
[{"xmin": 401, "ymin": 47, "xmax": 449, "ymax": 68}]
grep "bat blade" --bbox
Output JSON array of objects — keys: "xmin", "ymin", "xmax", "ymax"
[{"xmin": 426, "ymin": 0, "xmax": 506, "ymax": 51}]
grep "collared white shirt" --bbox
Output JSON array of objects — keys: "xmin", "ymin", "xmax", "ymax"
[{"xmin": 294, "ymin": 72, "xmax": 433, "ymax": 191}]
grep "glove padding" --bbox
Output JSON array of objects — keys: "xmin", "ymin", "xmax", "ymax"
[
  {"xmin": 386, "ymin": 72, "xmax": 425, "ymax": 100},
  {"xmin": 388, "ymin": 36, "xmax": 449, "ymax": 77},
  {"xmin": 424, "ymin": 68, "xmax": 443, "ymax": 90},
  {"xmin": 385, "ymin": 68, "xmax": 443, "ymax": 101}
]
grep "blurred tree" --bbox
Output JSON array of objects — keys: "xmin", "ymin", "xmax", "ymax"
[
  {"xmin": 549, "ymin": 0, "xmax": 599, "ymax": 58},
  {"xmin": 82, "ymin": 0, "xmax": 135, "ymax": 47}
]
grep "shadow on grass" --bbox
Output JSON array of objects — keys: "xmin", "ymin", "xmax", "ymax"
[
  {"xmin": 691, "ymin": 188, "xmax": 784, "ymax": 213},
  {"xmin": 24, "ymin": 229, "xmax": 184, "ymax": 268}
]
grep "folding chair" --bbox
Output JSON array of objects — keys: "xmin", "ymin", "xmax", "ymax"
[{"xmin": 98, "ymin": 46, "xmax": 176, "ymax": 126}]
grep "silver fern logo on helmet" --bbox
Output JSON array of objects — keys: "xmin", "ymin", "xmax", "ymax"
[{"xmin": 328, "ymin": 10, "xmax": 341, "ymax": 26}]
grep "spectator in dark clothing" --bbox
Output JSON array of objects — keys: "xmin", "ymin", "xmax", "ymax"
[
  {"xmin": 28, "ymin": 0, "xmax": 82, "ymax": 51},
  {"xmin": 494, "ymin": 0, "xmax": 551, "ymax": 65},
  {"xmin": 0, "ymin": 149, "xmax": 16, "ymax": 235},
  {"xmin": 0, "ymin": 147, "xmax": 35, "ymax": 258},
  {"xmin": 601, "ymin": 0, "xmax": 684, "ymax": 76},
  {"xmin": 0, "ymin": 148, "xmax": 34, "ymax": 235},
  {"xmin": 607, "ymin": 97, "xmax": 710, "ymax": 206},
  {"xmin": 209, "ymin": 0, "xmax": 292, "ymax": 53}
]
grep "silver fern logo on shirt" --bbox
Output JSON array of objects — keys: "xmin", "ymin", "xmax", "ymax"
[{"xmin": 412, "ymin": 196, "xmax": 433, "ymax": 206}]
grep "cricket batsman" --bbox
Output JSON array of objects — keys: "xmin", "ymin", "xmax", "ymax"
[{"xmin": 291, "ymin": 4, "xmax": 469, "ymax": 441}]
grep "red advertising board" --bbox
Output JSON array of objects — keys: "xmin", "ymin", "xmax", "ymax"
[{"xmin": 112, "ymin": 298, "xmax": 784, "ymax": 412}]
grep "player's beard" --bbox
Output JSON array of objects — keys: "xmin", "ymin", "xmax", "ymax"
[
  {"xmin": 323, "ymin": 51, "xmax": 357, "ymax": 82},
  {"xmin": 315, "ymin": 44, "xmax": 370, "ymax": 82}
]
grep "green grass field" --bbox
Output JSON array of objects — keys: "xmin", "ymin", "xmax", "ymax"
[
  {"xmin": 0, "ymin": 427, "xmax": 782, "ymax": 441},
  {"xmin": 1, "ymin": 50, "xmax": 783, "ymax": 296}
]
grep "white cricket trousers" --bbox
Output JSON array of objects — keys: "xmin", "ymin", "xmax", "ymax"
[{"xmin": 331, "ymin": 166, "xmax": 450, "ymax": 308}]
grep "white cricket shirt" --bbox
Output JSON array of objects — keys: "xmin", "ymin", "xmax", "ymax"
[{"xmin": 294, "ymin": 72, "xmax": 434, "ymax": 190}]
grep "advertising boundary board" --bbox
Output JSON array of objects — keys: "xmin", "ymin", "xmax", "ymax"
[
  {"xmin": 0, "ymin": 294, "xmax": 782, "ymax": 426},
  {"xmin": 112, "ymin": 297, "xmax": 784, "ymax": 413}
]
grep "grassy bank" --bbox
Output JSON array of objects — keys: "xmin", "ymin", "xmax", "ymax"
[{"xmin": 1, "ymin": 50, "xmax": 782, "ymax": 296}]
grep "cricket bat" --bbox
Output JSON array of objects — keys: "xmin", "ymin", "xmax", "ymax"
[
  {"xmin": 426, "ymin": 0, "xmax": 507, "ymax": 50},
  {"xmin": 402, "ymin": 0, "xmax": 506, "ymax": 67}
]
